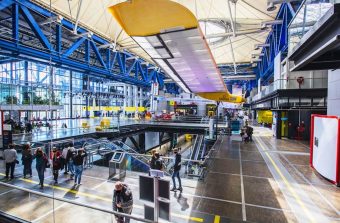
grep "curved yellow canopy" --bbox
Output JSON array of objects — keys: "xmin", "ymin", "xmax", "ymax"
[
  {"xmin": 108, "ymin": 0, "xmax": 198, "ymax": 36},
  {"xmin": 108, "ymin": 0, "xmax": 245, "ymax": 104}
]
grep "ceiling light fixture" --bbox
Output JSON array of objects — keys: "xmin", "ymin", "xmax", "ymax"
[{"xmin": 254, "ymin": 43, "xmax": 270, "ymax": 50}]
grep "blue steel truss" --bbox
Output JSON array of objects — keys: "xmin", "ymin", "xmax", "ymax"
[
  {"xmin": 256, "ymin": 3, "xmax": 299, "ymax": 85},
  {"xmin": 0, "ymin": 0, "xmax": 164, "ymax": 89},
  {"xmin": 164, "ymin": 83, "xmax": 180, "ymax": 95}
]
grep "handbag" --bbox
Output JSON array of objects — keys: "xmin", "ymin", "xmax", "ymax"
[{"xmin": 43, "ymin": 155, "xmax": 50, "ymax": 168}]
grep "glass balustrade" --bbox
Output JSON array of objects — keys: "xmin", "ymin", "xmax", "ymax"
[
  {"xmin": 250, "ymin": 77, "xmax": 327, "ymax": 102},
  {"xmin": 0, "ymin": 182, "xmax": 152, "ymax": 223}
]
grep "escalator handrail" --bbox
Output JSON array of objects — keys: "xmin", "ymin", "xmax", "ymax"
[
  {"xmin": 190, "ymin": 135, "xmax": 199, "ymax": 160},
  {"xmin": 194, "ymin": 136, "xmax": 204, "ymax": 160}
]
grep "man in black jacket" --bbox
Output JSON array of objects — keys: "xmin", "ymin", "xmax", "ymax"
[
  {"xmin": 171, "ymin": 148, "xmax": 182, "ymax": 192},
  {"xmin": 112, "ymin": 181, "xmax": 133, "ymax": 223},
  {"xmin": 72, "ymin": 149, "xmax": 87, "ymax": 186}
]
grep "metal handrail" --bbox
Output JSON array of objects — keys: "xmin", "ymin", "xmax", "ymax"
[
  {"xmin": 0, "ymin": 181, "xmax": 154, "ymax": 223},
  {"xmin": 0, "ymin": 210, "xmax": 29, "ymax": 223},
  {"xmin": 123, "ymin": 152, "xmax": 204, "ymax": 163},
  {"xmin": 113, "ymin": 141, "xmax": 150, "ymax": 164},
  {"xmin": 190, "ymin": 135, "xmax": 199, "ymax": 160},
  {"xmin": 194, "ymin": 136, "xmax": 204, "ymax": 161}
]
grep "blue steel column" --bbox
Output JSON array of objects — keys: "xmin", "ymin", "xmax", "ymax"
[
  {"xmin": 84, "ymin": 75, "xmax": 89, "ymax": 118},
  {"xmin": 70, "ymin": 71, "xmax": 73, "ymax": 118},
  {"xmin": 24, "ymin": 61, "xmax": 30, "ymax": 119},
  {"xmin": 106, "ymin": 49, "xmax": 111, "ymax": 70},
  {"xmin": 12, "ymin": 3, "xmax": 19, "ymax": 44},
  {"xmin": 56, "ymin": 24, "xmax": 62, "ymax": 54},
  {"xmin": 85, "ymin": 40, "xmax": 90, "ymax": 64}
]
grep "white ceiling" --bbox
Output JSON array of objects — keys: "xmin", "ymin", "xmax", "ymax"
[{"xmin": 32, "ymin": 0, "xmax": 279, "ymax": 65}]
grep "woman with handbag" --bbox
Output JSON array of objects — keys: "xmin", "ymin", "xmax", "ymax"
[{"xmin": 34, "ymin": 147, "xmax": 49, "ymax": 189}]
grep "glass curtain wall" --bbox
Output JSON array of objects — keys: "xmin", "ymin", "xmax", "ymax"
[
  {"xmin": 0, "ymin": 61, "xmax": 84, "ymax": 120},
  {"xmin": 0, "ymin": 60, "xmax": 135, "ymax": 121}
]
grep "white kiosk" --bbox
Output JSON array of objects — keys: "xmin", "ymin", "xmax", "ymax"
[
  {"xmin": 139, "ymin": 170, "xmax": 171, "ymax": 222},
  {"xmin": 310, "ymin": 114, "xmax": 340, "ymax": 186},
  {"xmin": 109, "ymin": 151, "xmax": 127, "ymax": 180}
]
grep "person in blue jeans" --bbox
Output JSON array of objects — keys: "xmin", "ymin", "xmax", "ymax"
[
  {"xmin": 34, "ymin": 147, "xmax": 48, "ymax": 189},
  {"xmin": 171, "ymin": 148, "xmax": 182, "ymax": 192},
  {"xmin": 66, "ymin": 145, "xmax": 76, "ymax": 179},
  {"xmin": 72, "ymin": 149, "xmax": 87, "ymax": 186}
]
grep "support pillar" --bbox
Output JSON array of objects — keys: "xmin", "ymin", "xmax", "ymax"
[
  {"xmin": 70, "ymin": 71, "xmax": 73, "ymax": 118},
  {"xmin": 128, "ymin": 85, "xmax": 133, "ymax": 107},
  {"xmin": 139, "ymin": 133, "xmax": 145, "ymax": 153},
  {"xmin": 123, "ymin": 84, "xmax": 127, "ymax": 114},
  {"xmin": 139, "ymin": 88, "xmax": 143, "ymax": 107},
  {"xmin": 23, "ymin": 61, "xmax": 30, "ymax": 120},
  {"xmin": 134, "ymin": 86, "xmax": 138, "ymax": 118},
  {"xmin": 276, "ymin": 111, "xmax": 282, "ymax": 139},
  {"xmin": 49, "ymin": 66, "xmax": 54, "ymax": 120}
]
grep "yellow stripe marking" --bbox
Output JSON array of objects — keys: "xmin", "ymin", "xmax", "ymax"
[
  {"xmin": 255, "ymin": 137, "xmax": 316, "ymax": 223},
  {"xmin": 214, "ymin": 215, "xmax": 221, "ymax": 223},
  {"xmin": 172, "ymin": 213, "xmax": 204, "ymax": 222},
  {"xmin": 0, "ymin": 173, "xmax": 203, "ymax": 222}
]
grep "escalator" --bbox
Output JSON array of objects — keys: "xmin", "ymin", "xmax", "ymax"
[
  {"xmin": 190, "ymin": 135, "xmax": 204, "ymax": 161},
  {"xmin": 81, "ymin": 137, "xmax": 170, "ymax": 174},
  {"xmin": 112, "ymin": 141, "xmax": 151, "ymax": 173}
]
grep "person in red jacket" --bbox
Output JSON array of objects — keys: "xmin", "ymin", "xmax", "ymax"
[{"xmin": 51, "ymin": 147, "xmax": 61, "ymax": 184}]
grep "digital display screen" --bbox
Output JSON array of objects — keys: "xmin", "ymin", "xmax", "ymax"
[
  {"xmin": 139, "ymin": 175, "xmax": 154, "ymax": 202},
  {"xmin": 144, "ymin": 205, "xmax": 154, "ymax": 221},
  {"xmin": 314, "ymin": 137, "xmax": 318, "ymax": 147},
  {"xmin": 158, "ymin": 201, "xmax": 170, "ymax": 221},
  {"xmin": 112, "ymin": 152, "xmax": 122, "ymax": 161},
  {"xmin": 158, "ymin": 179, "xmax": 170, "ymax": 200}
]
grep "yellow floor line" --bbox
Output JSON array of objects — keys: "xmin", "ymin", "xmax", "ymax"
[
  {"xmin": 214, "ymin": 215, "xmax": 220, "ymax": 223},
  {"xmin": 0, "ymin": 173, "xmax": 203, "ymax": 222},
  {"xmin": 255, "ymin": 137, "xmax": 316, "ymax": 223},
  {"xmin": 172, "ymin": 213, "xmax": 204, "ymax": 222}
]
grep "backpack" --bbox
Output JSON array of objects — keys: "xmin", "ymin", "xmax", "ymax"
[
  {"xmin": 149, "ymin": 157, "xmax": 157, "ymax": 169},
  {"xmin": 155, "ymin": 158, "xmax": 164, "ymax": 170}
]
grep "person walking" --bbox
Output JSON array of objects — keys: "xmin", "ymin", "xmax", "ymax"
[
  {"xmin": 52, "ymin": 147, "xmax": 61, "ymax": 184},
  {"xmin": 61, "ymin": 146, "xmax": 69, "ymax": 174},
  {"xmin": 72, "ymin": 149, "xmax": 87, "ymax": 186},
  {"xmin": 25, "ymin": 122, "xmax": 32, "ymax": 133},
  {"xmin": 246, "ymin": 125, "xmax": 253, "ymax": 142},
  {"xmin": 34, "ymin": 147, "xmax": 49, "ymax": 189},
  {"xmin": 3, "ymin": 144, "xmax": 18, "ymax": 180},
  {"xmin": 22, "ymin": 144, "xmax": 33, "ymax": 178},
  {"xmin": 112, "ymin": 181, "xmax": 133, "ymax": 223},
  {"xmin": 171, "ymin": 148, "xmax": 182, "ymax": 192},
  {"xmin": 66, "ymin": 144, "xmax": 76, "ymax": 179},
  {"xmin": 148, "ymin": 149, "xmax": 157, "ymax": 170},
  {"xmin": 154, "ymin": 152, "xmax": 164, "ymax": 171}
]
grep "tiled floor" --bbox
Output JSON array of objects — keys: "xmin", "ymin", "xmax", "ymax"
[{"xmin": 0, "ymin": 126, "xmax": 339, "ymax": 223}]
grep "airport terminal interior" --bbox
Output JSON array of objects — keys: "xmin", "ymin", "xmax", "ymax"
[{"xmin": 0, "ymin": 0, "xmax": 339, "ymax": 222}]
